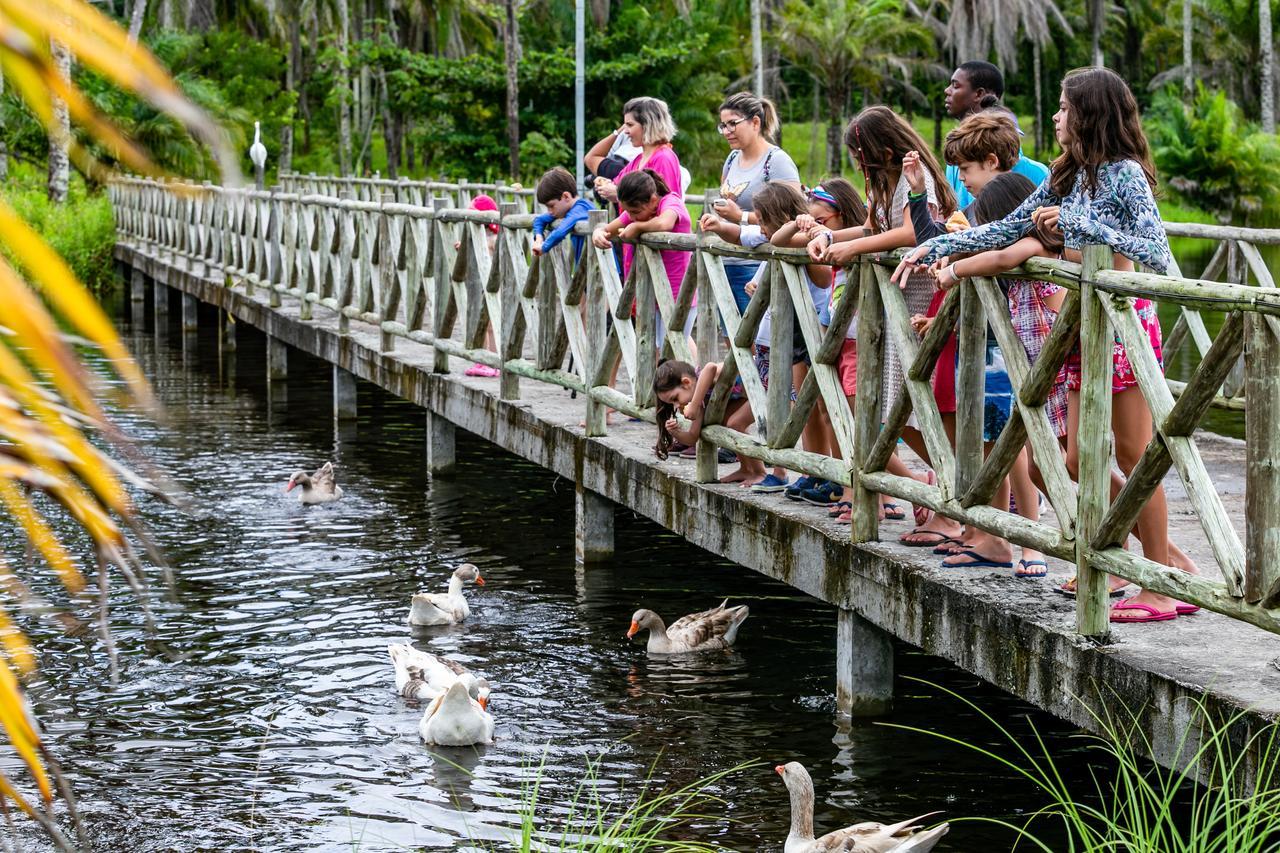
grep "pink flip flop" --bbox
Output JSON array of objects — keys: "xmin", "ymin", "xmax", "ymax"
[
  {"xmin": 1175, "ymin": 602, "xmax": 1201, "ymax": 616},
  {"xmin": 1110, "ymin": 599, "xmax": 1178, "ymax": 623}
]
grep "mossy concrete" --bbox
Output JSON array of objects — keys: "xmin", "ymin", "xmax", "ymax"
[{"xmin": 119, "ymin": 245, "xmax": 1280, "ymax": 776}]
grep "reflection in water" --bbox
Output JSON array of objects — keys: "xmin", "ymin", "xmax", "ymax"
[{"xmin": 3, "ymin": 296, "xmax": 1101, "ymax": 850}]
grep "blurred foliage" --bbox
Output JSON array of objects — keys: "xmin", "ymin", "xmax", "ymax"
[{"xmin": 0, "ymin": 163, "xmax": 115, "ymax": 294}]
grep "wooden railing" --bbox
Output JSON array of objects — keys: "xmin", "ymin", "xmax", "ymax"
[{"xmin": 109, "ymin": 176, "xmax": 1280, "ymax": 641}]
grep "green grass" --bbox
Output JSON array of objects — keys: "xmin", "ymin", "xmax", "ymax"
[
  {"xmin": 1, "ymin": 162, "xmax": 116, "ymax": 295},
  {"xmin": 884, "ymin": 679, "xmax": 1280, "ymax": 852}
]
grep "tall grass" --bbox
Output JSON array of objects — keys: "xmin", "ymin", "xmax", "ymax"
[
  {"xmin": 885, "ymin": 678, "xmax": 1280, "ymax": 852},
  {"xmin": 470, "ymin": 750, "xmax": 754, "ymax": 852},
  {"xmin": 1, "ymin": 163, "xmax": 116, "ymax": 294}
]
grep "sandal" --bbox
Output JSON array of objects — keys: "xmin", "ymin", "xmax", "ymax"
[
  {"xmin": 1015, "ymin": 559, "xmax": 1048, "ymax": 579},
  {"xmin": 941, "ymin": 549, "xmax": 1014, "ymax": 569},
  {"xmin": 828, "ymin": 500, "xmax": 852, "ymax": 518},
  {"xmin": 881, "ymin": 502, "xmax": 906, "ymax": 521},
  {"xmin": 1110, "ymin": 598, "xmax": 1177, "ymax": 623},
  {"xmin": 913, "ymin": 471, "xmax": 936, "ymax": 526},
  {"xmin": 1054, "ymin": 576, "xmax": 1130, "ymax": 598},
  {"xmin": 899, "ymin": 529, "xmax": 957, "ymax": 548}
]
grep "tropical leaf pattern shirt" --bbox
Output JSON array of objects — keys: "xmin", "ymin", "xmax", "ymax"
[{"xmin": 917, "ymin": 159, "xmax": 1172, "ymax": 274}]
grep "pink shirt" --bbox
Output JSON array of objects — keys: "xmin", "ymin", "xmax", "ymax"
[
  {"xmin": 619, "ymin": 193, "xmax": 692, "ymax": 301},
  {"xmin": 618, "ymin": 145, "xmax": 683, "ymax": 200}
]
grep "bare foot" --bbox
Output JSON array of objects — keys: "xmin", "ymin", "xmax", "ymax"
[
  {"xmin": 739, "ymin": 473, "xmax": 767, "ymax": 487},
  {"xmin": 719, "ymin": 466, "xmax": 755, "ymax": 484}
]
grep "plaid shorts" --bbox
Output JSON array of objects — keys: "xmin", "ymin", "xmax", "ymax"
[{"xmin": 753, "ymin": 345, "xmax": 797, "ymax": 402}]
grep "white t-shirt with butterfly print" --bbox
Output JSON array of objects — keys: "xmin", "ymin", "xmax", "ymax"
[{"xmin": 720, "ymin": 145, "xmax": 801, "ymax": 267}]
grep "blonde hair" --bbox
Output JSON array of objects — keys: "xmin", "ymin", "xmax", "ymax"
[{"xmin": 623, "ymin": 97, "xmax": 677, "ymax": 145}]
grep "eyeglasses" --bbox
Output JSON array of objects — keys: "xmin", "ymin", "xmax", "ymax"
[
  {"xmin": 813, "ymin": 214, "xmax": 833, "ymax": 226},
  {"xmin": 716, "ymin": 117, "xmax": 749, "ymax": 134}
]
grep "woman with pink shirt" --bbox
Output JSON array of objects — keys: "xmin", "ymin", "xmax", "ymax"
[{"xmin": 584, "ymin": 97, "xmax": 685, "ymax": 206}]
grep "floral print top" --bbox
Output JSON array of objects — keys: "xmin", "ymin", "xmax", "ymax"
[{"xmin": 916, "ymin": 159, "xmax": 1172, "ymax": 274}]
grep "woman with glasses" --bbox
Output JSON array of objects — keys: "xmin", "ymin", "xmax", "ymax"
[{"xmin": 698, "ymin": 91, "xmax": 802, "ymax": 316}]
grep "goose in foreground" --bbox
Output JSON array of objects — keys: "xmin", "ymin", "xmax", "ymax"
[
  {"xmin": 419, "ymin": 680, "xmax": 495, "ymax": 746},
  {"xmin": 626, "ymin": 600, "xmax": 749, "ymax": 654},
  {"xmin": 408, "ymin": 564, "xmax": 485, "ymax": 626},
  {"xmin": 387, "ymin": 643, "xmax": 491, "ymax": 707},
  {"xmin": 775, "ymin": 762, "xmax": 948, "ymax": 853},
  {"xmin": 285, "ymin": 462, "xmax": 343, "ymax": 504}
]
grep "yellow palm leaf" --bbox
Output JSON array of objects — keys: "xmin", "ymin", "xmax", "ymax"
[
  {"xmin": 0, "ymin": 479, "xmax": 84, "ymax": 596},
  {"xmin": 0, "ymin": 599, "xmax": 35, "ymax": 675},
  {"xmin": 0, "ymin": 660, "xmax": 52, "ymax": 804}
]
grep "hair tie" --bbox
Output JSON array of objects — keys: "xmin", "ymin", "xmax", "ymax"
[{"xmin": 809, "ymin": 186, "xmax": 837, "ymax": 206}]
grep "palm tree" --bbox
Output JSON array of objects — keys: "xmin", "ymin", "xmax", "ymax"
[
  {"xmin": 0, "ymin": 0, "xmax": 232, "ymax": 844},
  {"xmin": 941, "ymin": 0, "xmax": 1068, "ymax": 72},
  {"xmin": 774, "ymin": 0, "xmax": 933, "ymax": 173}
]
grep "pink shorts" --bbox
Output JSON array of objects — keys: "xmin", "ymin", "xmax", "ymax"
[
  {"xmin": 838, "ymin": 339, "xmax": 858, "ymax": 396},
  {"xmin": 1064, "ymin": 297, "xmax": 1163, "ymax": 393}
]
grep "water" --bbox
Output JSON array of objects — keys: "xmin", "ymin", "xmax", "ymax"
[{"xmin": 7, "ymin": 294, "xmax": 1106, "ymax": 851}]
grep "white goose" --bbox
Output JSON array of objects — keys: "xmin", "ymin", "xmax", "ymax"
[
  {"xmin": 408, "ymin": 564, "xmax": 485, "ymax": 626},
  {"xmin": 419, "ymin": 680, "xmax": 495, "ymax": 746},
  {"xmin": 285, "ymin": 462, "xmax": 343, "ymax": 504},
  {"xmin": 387, "ymin": 643, "xmax": 491, "ymax": 708},
  {"xmin": 626, "ymin": 600, "xmax": 749, "ymax": 654},
  {"xmin": 776, "ymin": 762, "xmax": 949, "ymax": 853}
]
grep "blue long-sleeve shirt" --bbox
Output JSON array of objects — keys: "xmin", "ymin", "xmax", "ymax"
[
  {"xmin": 533, "ymin": 197, "xmax": 595, "ymax": 259},
  {"xmin": 920, "ymin": 159, "xmax": 1171, "ymax": 274}
]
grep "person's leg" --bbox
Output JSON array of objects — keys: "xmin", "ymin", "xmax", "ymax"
[
  {"xmin": 1010, "ymin": 448, "xmax": 1048, "ymax": 576},
  {"xmin": 721, "ymin": 400, "xmax": 767, "ymax": 484}
]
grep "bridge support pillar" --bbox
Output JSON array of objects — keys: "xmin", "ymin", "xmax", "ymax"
[
  {"xmin": 333, "ymin": 366, "xmax": 358, "ymax": 421},
  {"xmin": 152, "ymin": 280, "xmax": 168, "ymax": 325},
  {"xmin": 836, "ymin": 609, "xmax": 893, "ymax": 717},
  {"xmin": 130, "ymin": 267, "xmax": 147, "ymax": 304},
  {"xmin": 575, "ymin": 483, "xmax": 614, "ymax": 564},
  {"xmin": 221, "ymin": 312, "xmax": 237, "ymax": 353},
  {"xmin": 266, "ymin": 335, "xmax": 288, "ymax": 382},
  {"xmin": 425, "ymin": 409, "xmax": 455, "ymax": 476},
  {"xmin": 181, "ymin": 293, "xmax": 199, "ymax": 331}
]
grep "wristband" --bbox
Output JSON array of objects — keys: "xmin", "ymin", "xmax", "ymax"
[
  {"xmin": 907, "ymin": 190, "xmax": 926, "ymax": 201},
  {"xmin": 740, "ymin": 211, "xmax": 750, "ymax": 227},
  {"xmin": 822, "ymin": 230, "xmax": 835, "ymax": 245}
]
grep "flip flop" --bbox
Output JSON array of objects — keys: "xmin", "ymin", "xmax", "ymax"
[
  {"xmin": 1110, "ymin": 599, "xmax": 1177, "ymax": 623},
  {"xmin": 828, "ymin": 501, "xmax": 852, "ymax": 518},
  {"xmin": 1015, "ymin": 559, "xmax": 1048, "ymax": 579},
  {"xmin": 881, "ymin": 502, "xmax": 906, "ymax": 521},
  {"xmin": 913, "ymin": 471, "xmax": 936, "ymax": 526},
  {"xmin": 941, "ymin": 549, "xmax": 1014, "ymax": 569},
  {"xmin": 898, "ymin": 529, "xmax": 955, "ymax": 548},
  {"xmin": 1176, "ymin": 602, "xmax": 1201, "ymax": 616},
  {"xmin": 932, "ymin": 539, "xmax": 964, "ymax": 555}
]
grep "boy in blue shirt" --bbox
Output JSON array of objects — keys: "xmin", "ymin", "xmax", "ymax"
[{"xmin": 532, "ymin": 167, "xmax": 595, "ymax": 262}]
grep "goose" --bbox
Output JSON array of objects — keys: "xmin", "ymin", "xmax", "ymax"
[
  {"xmin": 626, "ymin": 600, "xmax": 749, "ymax": 654},
  {"xmin": 408, "ymin": 564, "xmax": 485, "ymax": 626},
  {"xmin": 419, "ymin": 679, "xmax": 495, "ymax": 746},
  {"xmin": 285, "ymin": 462, "xmax": 343, "ymax": 504},
  {"xmin": 387, "ymin": 643, "xmax": 491, "ymax": 708},
  {"xmin": 775, "ymin": 762, "xmax": 949, "ymax": 853}
]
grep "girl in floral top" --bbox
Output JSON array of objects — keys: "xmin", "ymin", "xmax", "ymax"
[{"xmin": 895, "ymin": 67, "xmax": 1195, "ymax": 624}]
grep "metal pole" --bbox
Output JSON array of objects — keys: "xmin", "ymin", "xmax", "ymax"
[
  {"xmin": 575, "ymin": 0, "xmax": 586, "ymax": 193},
  {"xmin": 751, "ymin": 0, "xmax": 763, "ymax": 96}
]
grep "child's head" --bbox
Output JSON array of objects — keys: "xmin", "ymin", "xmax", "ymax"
[
  {"xmin": 536, "ymin": 167, "xmax": 579, "ymax": 218},
  {"xmin": 844, "ymin": 106, "xmax": 957, "ymax": 227},
  {"xmin": 751, "ymin": 182, "xmax": 807, "ymax": 238},
  {"xmin": 653, "ymin": 359, "xmax": 698, "ymax": 460},
  {"xmin": 807, "ymin": 177, "xmax": 867, "ymax": 232},
  {"xmin": 616, "ymin": 169, "xmax": 672, "ymax": 221},
  {"xmin": 971, "ymin": 171, "xmax": 1036, "ymax": 226},
  {"xmin": 622, "ymin": 96, "xmax": 677, "ymax": 147},
  {"xmin": 1051, "ymin": 67, "xmax": 1156, "ymax": 198},
  {"xmin": 943, "ymin": 110, "xmax": 1021, "ymax": 197},
  {"xmin": 718, "ymin": 91, "xmax": 780, "ymax": 147}
]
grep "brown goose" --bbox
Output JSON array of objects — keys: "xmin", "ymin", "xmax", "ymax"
[
  {"xmin": 626, "ymin": 600, "xmax": 749, "ymax": 654},
  {"xmin": 776, "ymin": 762, "xmax": 948, "ymax": 853}
]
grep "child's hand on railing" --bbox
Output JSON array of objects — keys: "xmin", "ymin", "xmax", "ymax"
[
  {"xmin": 591, "ymin": 227, "xmax": 612, "ymax": 249},
  {"xmin": 620, "ymin": 222, "xmax": 644, "ymax": 242},
  {"xmin": 902, "ymin": 150, "xmax": 925, "ymax": 196},
  {"xmin": 795, "ymin": 213, "xmax": 818, "ymax": 233},
  {"xmin": 890, "ymin": 245, "xmax": 930, "ymax": 287},
  {"xmin": 807, "ymin": 231, "xmax": 833, "ymax": 262},
  {"xmin": 910, "ymin": 313, "xmax": 934, "ymax": 336},
  {"xmin": 931, "ymin": 259, "xmax": 961, "ymax": 290},
  {"xmin": 1031, "ymin": 205, "xmax": 1061, "ymax": 234},
  {"xmin": 699, "ymin": 213, "xmax": 729, "ymax": 238},
  {"xmin": 531, "ymin": 235, "xmax": 544, "ymax": 257},
  {"xmin": 821, "ymin": 239, "xmax": 857, "ymax": 265}
]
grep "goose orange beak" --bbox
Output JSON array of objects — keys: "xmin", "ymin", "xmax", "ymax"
[
  {"xmin": 477, "ymin": 696, "xmax": 488, "ymax": 711},
  {"xmin": 626, "ymin": 620, "xmax": 640, "ymax": 638},
  {"xmin": 475, "ymin": 575, "xmax": 485, "ymax": 586},
  {"xmin": 284, "ymin": 480, "xmax": 296, "ymax": 492}
]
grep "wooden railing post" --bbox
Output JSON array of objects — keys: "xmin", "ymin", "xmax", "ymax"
[
  {"xmin": 851, "ymin": 258, "xmax": 884, "ymax": 542},
  {"xmin": 766, "ymin": 259, "xmax": 793, "ymax": 445},
  {"xmin": 1076, "ymin": 244, "xmax": 1115, "ymax": 640},
  {"xmin": 584, "ymin": 209, "xmax": 611, "ymax": 437},
  {"xmin": 955, "ymin": 277, "xmax": 986, "ymax": 494},
  {"xmin": 1245, "ymin": 313, "xmax": 1280, "ymax": 607},
  {"xmin": 378, "ymin": 192, "xmax": 399, "ymax": 353}
]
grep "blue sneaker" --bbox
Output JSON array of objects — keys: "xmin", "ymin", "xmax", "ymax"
[
  {"xmin": 801, "ymin": 480, "xmax": 843, "ymax": 506},
  {"xmin": 750, "ymin": 474, "xmax": 790, "ymax": 494},
  {"xmin": 784, "ymin": 476, "xmax": 817, "ymax": 500}
]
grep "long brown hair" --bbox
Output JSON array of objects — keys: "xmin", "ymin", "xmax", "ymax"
[
  {"xmin": 653, "ymin": 359, "xmax": 697, "ymax": 460},
  {"xmin": 843, "ymin": 106, "xmax": 957, "ymax": 231},
  {"xmin": 810, "ymin": 177, "xmax": 867, "ymax": 230},
  {"xmin": 1050, "ymin": 67, "xmax": 1157, "ymax": 199},
  {"xmin": 751, "ymin": 182, "xmax": 807, "ymax": 232}
]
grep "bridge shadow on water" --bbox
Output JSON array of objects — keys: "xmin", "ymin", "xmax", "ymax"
[{"xmin": 8, "ymin": 291, "xmax": 1132, "ymax": 850}]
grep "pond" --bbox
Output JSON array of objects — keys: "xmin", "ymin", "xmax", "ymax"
[{"xmin": 9, "ymin": 293, "xmax": 1113, "ymax": 851}]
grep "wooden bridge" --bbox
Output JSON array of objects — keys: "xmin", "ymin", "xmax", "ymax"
[{"xmin": 109, "ymin": 174, "xmax": 1280, "ymax": 776}]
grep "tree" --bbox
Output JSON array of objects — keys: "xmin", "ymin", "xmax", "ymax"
[
  {"xmin": 941, "ymin": 0, "xmax": 1068, "ymax": 73},
  {"xmin": 1262, "ymin": 0, "xmax": 1275, "ymax": 131},
  {"xmin": 502, "ymin": 0, "xmax": 520, "ymax": 179},
  {"xmin": 47, "ymin": 40, "xmax": 71, "ymax": 203},
  {"xmin": 774, "ymin": 0, "xmax": 932, "ymax": 173}
]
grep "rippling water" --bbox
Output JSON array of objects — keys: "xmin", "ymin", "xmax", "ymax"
[{"xmin": 6, "ymin": 294, "xmax": 1101, "ymax": 850}]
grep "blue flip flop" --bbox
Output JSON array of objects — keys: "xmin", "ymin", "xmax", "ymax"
[
  {"xmin": 1016, "ymin": 559, "xmax": 1048, "ymax": 579},
  {"xmin": 941, "ymin": 549, "xmax": 1014, "ymax": 569}
]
